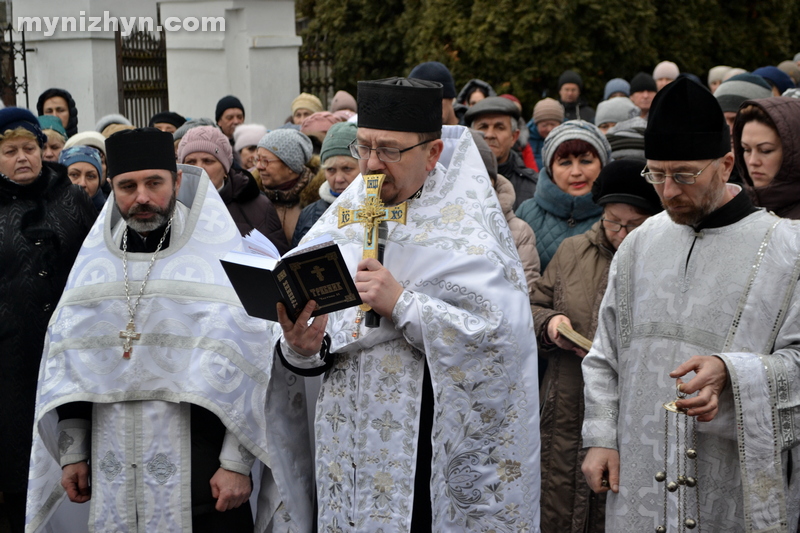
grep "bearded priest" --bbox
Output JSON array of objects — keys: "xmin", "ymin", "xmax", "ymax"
[{"xmin": 26, "ymin": 128, "xmax": 314, "ymax": 533}]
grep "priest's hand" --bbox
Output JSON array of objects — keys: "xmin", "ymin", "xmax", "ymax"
[
  {"xmin": 210, "ymin": 468, "xmax": 252, "ymax": 512},
  {"xmin": 355, "ymin": 258, "xmax": 403, "ymax": 318},
  {"xmin": 670, "ymin": 355, "xmax": 728, "ymax": 422},
  {"xmin": 278, "ymin": 300, "xmax": 328, "ymax": 357},
  {"xmin": 61, "ymin": 461, "xmax": 91, "ymax": 503},
  {"xmin": 546, "ymin": 315, "xmax": 588, "ymax": 357},
  {"xmin": 582, "ymin": 447, "xmax": 620, "ymax": 494}
]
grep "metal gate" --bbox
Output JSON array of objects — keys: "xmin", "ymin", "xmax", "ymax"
[
  {"xmin": 299, "ymin": 33, "xmax": 334, "ymax": 109},
  {"xmin": 0, "ymin": 24, "xmax": 29, "ymax": 108},
  {"xmin": 115, "ymin": 28, "xmax": 168, "ymax": 128}
]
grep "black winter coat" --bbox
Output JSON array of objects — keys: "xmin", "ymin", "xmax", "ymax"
[
  {"xmin": 0, "ymin": 162, "xmax": 96, "ymax": 491},
  {"xmin": 219, "ymin": 167, "xmax": 290, "ymax": 255}
]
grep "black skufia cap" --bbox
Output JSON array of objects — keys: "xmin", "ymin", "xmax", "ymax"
[
  {"xmin": 106, "ymin": 128, "xmax": 178, "ymax": 178},
  {"xmin": 591, "ymin": 158, "xmax": 663, "ymax": 215},
  {"xmin": 645, "ymin": 75, "xmax": 730, "ymax": 161},
  {"xmin": 357, "ymin": 77, "xmax": 442, "ymax": 133}
]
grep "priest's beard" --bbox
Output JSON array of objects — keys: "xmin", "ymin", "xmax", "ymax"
[
  {"xmin": 122, "ymin": 192, "xmax": 177, "ymax": 234},
  {"xmin": 662, "ymin": 171, "xmax": 727, "ymax": 226}
]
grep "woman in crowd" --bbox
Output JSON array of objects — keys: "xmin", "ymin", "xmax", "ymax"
[
  {"xmin": 516, "ymin": 120, "xmax": 611, "ymax": 271},
  {"xmin": 733, "ymin": 96, "xmax": 800, "ymax": 218},
  {"xmin": 0, "ymin": 108, "xmax": 95, "ymax": 533},
  {"xmin": 177, "ymin": 125, "xmax": 289, "ymax": 254},
  {"xmin": 292, "ymin": 121, "xmax": 359, "ymax": 247},
  {"xmin": 531, "ymin": 159, "xmax": 663, "ymax": 533},
  {"xmin": 37, "ymin": 115, "xmax": 67, "ymax": 163},
  {"xmin": 58, "ymin": 145, "xmax": 106, "ymax": 211}
]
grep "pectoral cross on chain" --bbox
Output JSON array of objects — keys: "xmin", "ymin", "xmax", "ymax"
[
  {"xmin": 120, "ymin": 320, "xmax": 141, "ymax": 359},
  {"xmin": 338, "ymin": 173, "xmax": 407, "ymax": 312}
]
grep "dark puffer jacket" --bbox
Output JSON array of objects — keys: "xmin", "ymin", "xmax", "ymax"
[
  {"xmin": 292, "ymin": 179, "xmax": 339, "ymax": 247},
  {"xmin": 219, "ymin": 167, "xmax": 290, "ymax": 255},
  {"xmin": 0, "ymin": 162, "xmax": 96, "ymax": 492}
]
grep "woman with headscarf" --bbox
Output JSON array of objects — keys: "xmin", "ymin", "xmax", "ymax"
[
  {"xmin": 59, "ymin": 145, "xmax": 106, "ymax": 211},
  {"xmin": 516, "ymin": 120, "xmax": 612, "ymax": 271},
  {"xmin": 531, "ymin": 159, "xmax": 663, "ymax": 533},
  {"xmin": 733, "ymin": 96, "xmax": 800, "ymax": 218},
  {"xmin": 177, "ymin": 125, "xmax": 290, "ymax": 254},
  {"xmin": 0, "ymin": 108, "xmax": 95, "ymax": 533}
]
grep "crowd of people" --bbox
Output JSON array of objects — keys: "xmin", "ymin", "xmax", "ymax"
[{"xmin": 1, "ymin": 51, "xmax": 800, "ymax": 533}]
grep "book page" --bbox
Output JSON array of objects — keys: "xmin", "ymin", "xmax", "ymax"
[
  {"xmin": 221, "ymin": 250, "xmax": 279, "ymax": 271},
  {"xmin": 242, "ymin": 229, "xmax": 281, "ymax": 258},
  {"xmin": 283, "ymin": 233, "xmax": 335, "ymax": 259}
]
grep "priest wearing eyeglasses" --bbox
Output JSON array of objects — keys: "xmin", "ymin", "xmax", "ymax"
[
  {"xmin": 581, "ymin": 76, "xmax": 800, "ymax": 532},
  {"xmin": 276, "ymin": 77, "xmax": 542, "ymax": 532},
  {"xmin": 26, "ymin": 128, "xmax": 314, "ymax": 533}
]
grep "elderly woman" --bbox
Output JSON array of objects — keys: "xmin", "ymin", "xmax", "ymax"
[
  {"xmin": 177, "ymin": 125, "xmax": 289, "ymax": 254},
  {"xmin": 733, "ymin": 96, "xmax": 800, "ymax": 218},
  {"xmin": 59, "ymin": 145, "xmax": 106, "ymax": 211},
  {"xmin": 516, "ymin": 120, "xmax": 612, "ymax": 271},
  {"xmin": 0, "ymin": 108, "xmax": 95, "ymax": 532},
  {"xmin": 292, "ymin": 121, "xmax": 359, "ymax": 247},
  {"xmin": 531, "ymin": 159, "xmax": 663, "ymax": 533}
]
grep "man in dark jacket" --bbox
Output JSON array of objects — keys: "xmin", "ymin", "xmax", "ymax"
[
  {"xmin": 0, "ymin": 108, "xmax": 95, "ymax": 533},
  {"xmin": 557, "ymin": 70, "xmax": 596, "ymax": 124},
  {"xmin": 466, "ymin": 96, "xmax": 538, "ymax": 209}
]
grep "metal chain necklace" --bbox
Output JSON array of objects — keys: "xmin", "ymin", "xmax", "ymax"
[
  {"xmin": 119, "ymin": 216, "xmax": 173, "ymax": 359},
  {"xmin": 655, "ymin": 385, "xmax": 701, "ymax": 533}
]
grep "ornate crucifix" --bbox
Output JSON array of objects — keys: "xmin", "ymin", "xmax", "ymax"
[
  {"xmin": 338, "ymin": 173, "xmax": 407, "ymax": 314},
  {"xmin": 120, "ymin": 320, "xmax": 141, "ymax": 359}
]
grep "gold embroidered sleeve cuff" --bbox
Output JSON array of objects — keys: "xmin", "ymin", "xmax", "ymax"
[{"xmin": 56, "ymin": 419, "xmax": 91, "ymax": 467}]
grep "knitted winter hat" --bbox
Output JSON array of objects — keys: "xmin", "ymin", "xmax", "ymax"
[
  {"xmin": 708, "ymin": 66, "xmax": 732, "ymax": 88},
  {"xmin": 713, "ymin": 74, "xmax": 773, "ymax": 113},
  {"xmin": 329, "ymin": 90, "xmax": 357, "ymax": 113},
  {"xmin": 595, "ymin": 98, "xmax": 640, "ymax": 126},
  {"xmin": 723, "ymin": 68, "xmax": 747, "ymax": 82},
  {"xmin": 603, "ymin": 78, "xmax": 630, "ymax": 101},
  {"xmin": 95, "ymin": 113, "xmax": 131, "ymax": 133},
  {"xmin": 59, "ymin": 145, "xmax": 103, "ymax": 177},
  {"xmin": 630, "ymin": 72, "xmax": 657, "ymax": 94},
  {"xmin": 36, "ymin": 88, "xmax": 78, "ymax": 137},
  {"xmin": 233, "ymin": 124, "xmax": 268, "ymax": 153},
  {"xmin": 752, "ymin": 66, "xmax": 796, "ymax": 94},
  {"xmin": 0, "ymin": 107, "xmax": 47, "ymax": 147},
  {"xmin": 591, "ymin": 158, "xmax": 662, "ymax": 214},
  {"xmin": 320, "ymin": 121, "xmax": 358, "ymax": 164},
  {"xmin": 301, "ymin": 112, "xmax": 344, "ymax": 139},
  {"xmin": 173, "ymin": 117, "xmax": 217, "ymax": 141},
  {"xmin": 215, "ymin": 95, "xmax": 245, "ymax": 122},
  {"xmin": 532, "ymin": 98, "xmax": 565, "ymax": 124},
  {"xmin": 291, "ymin": 93, "xmax": 323, "ymax": 115},
  {"xmin": 409, "ymin": 62, "xmax": 457, "ymax": 99},
  {"xmin": 558, "ymin": 70, "xmax": 583, "ymax": 90},
  {"xmin": 177, "ymin": 125, "xmax": 233, "ymax": 172},
  {"xmin": 653, "ymin": 61, "xmax": 679, "ymax": 81},
  {"xmin": 64, "ymin": 131, "xmax": 106, "ymax": 155},
  {"xmin": 37, "ymin": 115, "xmax": 67, "ymax": 140},
  {"xmin": 257, "ymin": 129, "xmax": 313, "ymax": 174},
  {"xmin": 778, "ymin": 60, "xmax": 800, "ymax": 86},
  {"xmin": 543, "ymin": 120, "xmax": 612, "ymax": 169}
]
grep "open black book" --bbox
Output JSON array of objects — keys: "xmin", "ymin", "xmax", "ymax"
[{"xmin": 221, "ymin": 231, "xmax": 361, "ymax": 322}]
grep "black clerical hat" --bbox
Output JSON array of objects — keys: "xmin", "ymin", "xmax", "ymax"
[
  {"xmin": 357, "ymin": 77, "xmax": 442, "ymax": 133},
  {"xmin": 645, "ymin": 76, "xmax": 730, "ymax": 161},
  {"xmin": 106, "ymin": 128, "xmax": 178, "ymax": 178}
]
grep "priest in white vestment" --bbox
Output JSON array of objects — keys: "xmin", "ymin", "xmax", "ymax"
[
  {"xmin": 26, "ymin": 129, "xmax": 314, "ymax": 533},
  {"xmin": 277, "ymin": 78, "xmax": 541, "ymax": 532},
  {"xmin": 582, "ymin": 76, "xmax": 800, "ymax": 532}
]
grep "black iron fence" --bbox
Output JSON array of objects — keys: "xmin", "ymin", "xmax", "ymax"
[
  {"xmin": 115, "ymin": 28, "xmax": 168, "ymax": 128},
  {"xmin": 0, "ymin": 24, "xmax": 29, "ymax": 108},
  {"xmin": 299, "ymin": 34, "xmax": 334, "ymax": 109}
]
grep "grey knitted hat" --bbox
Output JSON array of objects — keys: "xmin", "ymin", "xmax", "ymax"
[
  {"xmin": 543, "ymin": 120, "xmax": 612, "ymax": 169},
  {"xmin": 173, "ymin": 117, "xmax": 217, "ymax": 141},
  {"xmin": 714, "ymin": 74, "xmax": 773, "ymax": 113},
  {"xmin": 595, "ymin": 98, "xmax": 640, "ymax": 126},
  {"xmin": 257, "ymin": 129, "xmax": 313, "ymax": 174},
  {"xmin": 95, "ymin": 113, "xmax": 132, "ymax": 133}
]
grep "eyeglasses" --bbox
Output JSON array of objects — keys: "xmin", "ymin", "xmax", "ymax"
[
  {"xmin": 641, "ymin": 159, "xmax": 716, "ymax": 185},
  {"xmin": 349, "ymin": 139, "xmax": 432, "ymax": 163},
  {"xmin": 601, "ymin": 218, "xmax": 642, "ymax": 233},
  {"xmin": 254, "ymin": 156, "xmax": 280, "ymax": 165}
]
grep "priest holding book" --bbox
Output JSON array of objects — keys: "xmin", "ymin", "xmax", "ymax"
[
  {"xmin": 276, "ymin": 78, "xmax": 542, "ymax": 532},
  {"xmin": 26, "ymin": 128, "xmax": 314, "ymax": 533}
]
